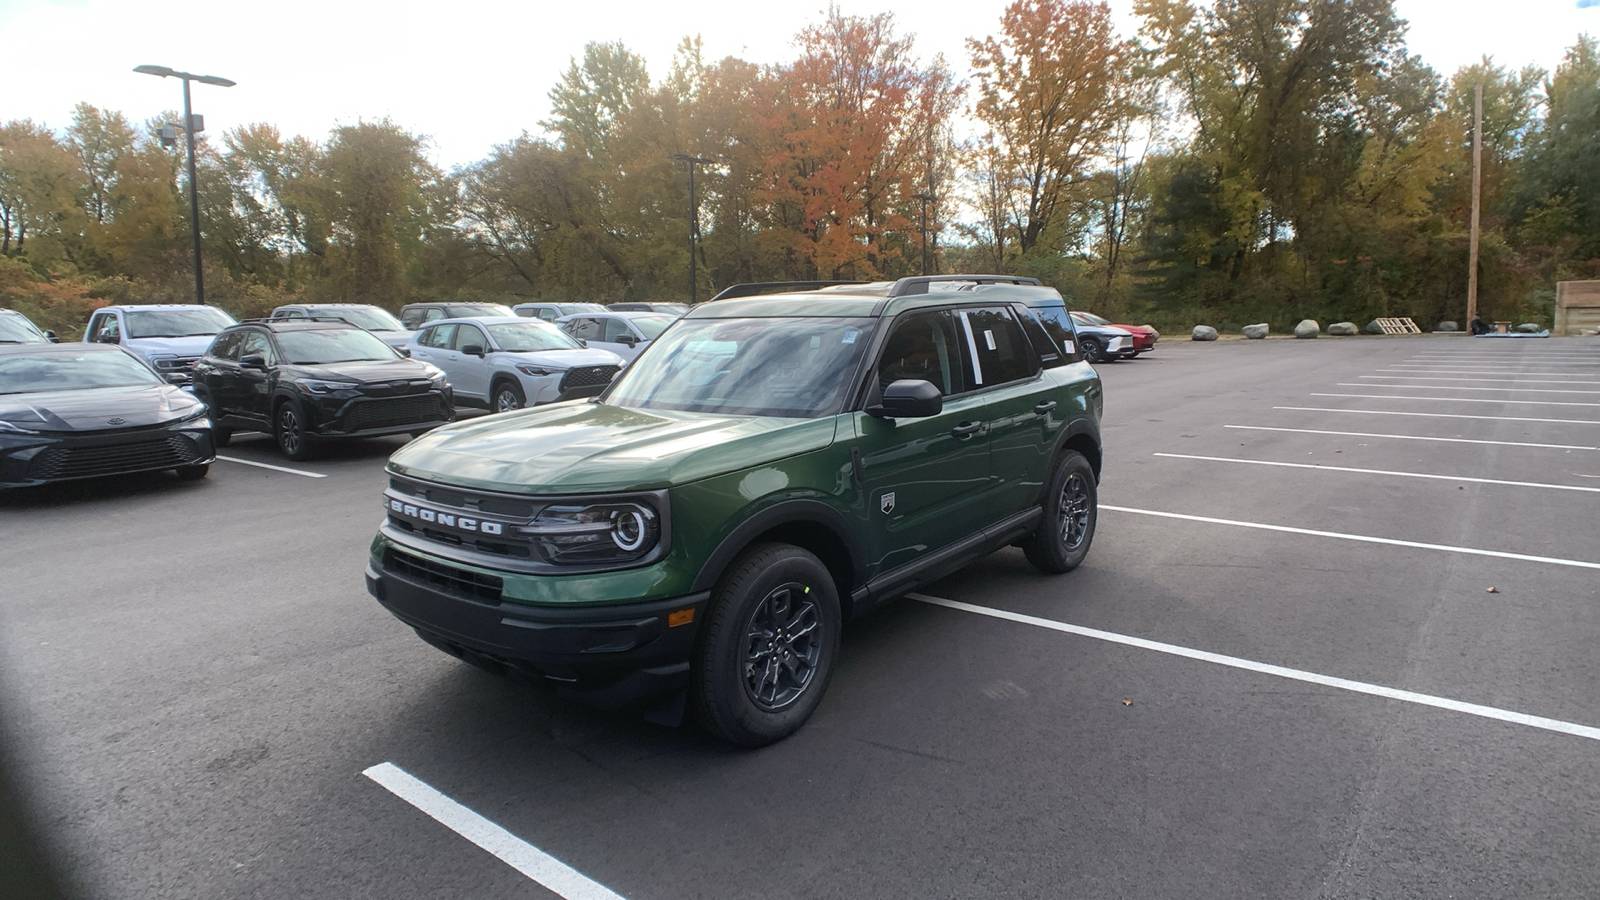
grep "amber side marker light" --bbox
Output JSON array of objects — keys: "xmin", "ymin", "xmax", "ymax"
[{"xmin": 668, "ymin": 608, "xmax": 696, "ymax": 627}]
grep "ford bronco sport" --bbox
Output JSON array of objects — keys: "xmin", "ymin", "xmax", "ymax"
[{"xmin": 366, "ymin": 275, "xmax": 1103, "ymax": 746}]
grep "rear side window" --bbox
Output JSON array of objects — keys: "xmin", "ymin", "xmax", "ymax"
[
  {"xmin": 959, "ymin": 307, "xmax": 1036, "ymax": 387},
  {"xmin": 1016, "ymin": 307, "xmax": 1071, "ymax": 367},
  {"xmin": 419, "ymin": 324, "xmax": 456, "ymax": 348},
  {"xmin": 1029, "ymin": 307, "xmax": 1078, "ymax": 359}
]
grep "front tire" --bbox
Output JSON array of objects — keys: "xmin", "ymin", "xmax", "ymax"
[
  {"xmin": 1081, "ymin": 338, "xmax": 1105, "ymax": 364},
  {"xmin": 692, "ymin": 543, "xmax": 841, "ymax": 747},
  {"xmin": 1024, "ymin": 450, "xmax": 1098, "ymax": 573},
  {"xmin": 274, "ymin": 401, "xmax": 316, "ymax": 461},
  {"xmin": 212, "ymin": 424, "xmax": 232, "ymax": 447},
  {"xmin": 492, "ymin": 379, "xmax": 526, "ymax": 413},
  {"xmin": 175, "ymin": 464, "xmax": 210, "ymax": 481}
]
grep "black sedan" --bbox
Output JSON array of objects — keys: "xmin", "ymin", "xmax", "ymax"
[
  {"xmin": 0, "ymin": 343, "xmax": 215, "ymax": 488},
  {"xmin": 191, "ymin": 320, "xmax": 453, "ymax": 460}
]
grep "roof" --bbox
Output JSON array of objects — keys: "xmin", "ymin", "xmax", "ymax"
[
  {"xmin": 423, "ymin": 316, "xmax": 555, "ymax": 327},
  {"xmin": 557, "ymin": 310, "xmax": 677, "ymax": 320},
  {"xmin": 228, "ymin": 320, "xmax": 359, "ymax": 333},
  {"xmin": 98, "ymin": 304, "xmax": 216, "ymax": 311},
  {"xmin": 274, "ymin": 303, "xmax": 387, "ymax": 310},
  {"xmin": 0, "ymin": 341, "xmax": 121, "ymax": 357},
  {"xmin": 686, "ymin": 277, "xmax": 1067, "ymax": 320}
]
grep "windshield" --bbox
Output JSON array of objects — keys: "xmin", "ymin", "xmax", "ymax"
[
  {"xmin": 277, "ymin": 329, "xmax": 398, "ymax": 364},
  {"xmin": 487, "ymin": 322, "xmax": 582, "ymax": 352},
  {"xmin": 446, "ymin": 304, "xmax": 515, "ymax": 318},
  {"xmin": 606, "ymin": 317, "xmax": 873, "ymax": 418},
  {"xmin": 321, "ymin": 307, "xmax": 405, "ymax": 332},
  {"xmin": 124, "ymin": 307, "xmax": 237, "ymax": 338},
  {"xmin": 0, "ymin": 351, "xmax": 161, "ymax": 394},
  {"xmin": 1069, "ymin": 312, "xmax": 1109, "ymax": 328},
  {"xmin": 0, "ymin": 315, "xmax": 47, "ymax": 344},
  {"xmin": 630, "ymin": 316, "xmax": 674, "ymax": 339}
]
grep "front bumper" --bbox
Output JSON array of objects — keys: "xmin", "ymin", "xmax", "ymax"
[
  {"xmin": 366, "ymin": 547, "xmax": 708, "ymax": 709},
  {"xmin": 0, "ymin": 420, "xmax": 215, "ymax": 488},
  {"xmin": 304, "ymin": 388, "xmax": 454, "ymax": 438}
]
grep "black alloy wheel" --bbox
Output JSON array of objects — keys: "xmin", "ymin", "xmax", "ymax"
[
  {"xmin": 692, "ymin": 543, "xmax": 841, "ymax": 746},
  {"xmin": 493, "ymin": 380, "xmax": 526, "ymax": 413},
  {"xmin": 1024, "ymin": 450, "xmax": 1098, "ymax": 573},
  {"xmin": 1081, "ymin": 338, "xmax": 1105, "ymax": 363},
  {"xmin": 274, "ymin": 401, "xmax": 315, "ymax": 461}
]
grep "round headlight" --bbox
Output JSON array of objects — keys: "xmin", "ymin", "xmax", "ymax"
[{"xmin": 612, "ymin": 509, "xmax": 648, "ymax": 551}]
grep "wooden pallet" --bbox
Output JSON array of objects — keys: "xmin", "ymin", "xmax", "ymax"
[{"xmin": 1373, "ymin": 317, "xmax": 1421, "ymax": 334}]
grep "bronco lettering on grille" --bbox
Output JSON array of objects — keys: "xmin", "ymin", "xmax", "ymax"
[{"xmin": 389, "ymin": 498, "xmax": 506, "ymax": 535}]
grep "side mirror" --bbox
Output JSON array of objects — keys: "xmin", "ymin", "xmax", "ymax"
[
  {"xmin": 868, "ymin": 379, "xmax": 943, "ymax": 419},
  {"xmin": 461, "ymin": 344, "xmax": 485, "ymax": 357},
  {"xmin": 101, "ymin": 333, "xmax": 120, "ymax": 344},
  {"xmin": 577, "ymin": 339, "xmax": 588, "ymax": 348},
  {"xmin": 45, "ymin": 330, "xmax": 58, "ymax": 343},
  {"xmin": 617, "ymin": 334, "xmax": 638, "ymax": 347},
  {"xmin": 240, "ymin": 354, "xmax": 267, "ymax": 369},
  {"xmin": 163, "ymin": 372, "xmax": 189, "ymax": 385},
  {"xmin": 396, "ymin": 347, "xmax": 412, "ymax": 358}
]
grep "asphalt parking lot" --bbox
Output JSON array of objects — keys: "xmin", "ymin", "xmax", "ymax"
[{"xmin": 4, "ymin": 335, "xmax": 1600, "ymax": 899}]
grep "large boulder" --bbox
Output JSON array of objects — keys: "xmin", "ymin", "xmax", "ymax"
[
  {"xmin": 1328, "ymin": 321, "xmax": 1358, "ymax": 336},
  {"xmin": 1191, "ymin": 325, "xmax": 1219, "ymax": 341},
  {"xmin": 1364, "ymin": 320, "xmax": 1386, "ymax": 335},
  {"xmin": 1515, "ymin": 322, "xmax": 1543, "ymax": 334},
  {"xmin": 1436, "ymin": 321, "xmax": 1460, "ymax": 332},
  {"xmin": 1294, "ymin": 319, "xmax": 1320, "ymax": 338},
  {"xmin": 1242, "ymin": 323, "xmax": 1269, "ymax": 339}
]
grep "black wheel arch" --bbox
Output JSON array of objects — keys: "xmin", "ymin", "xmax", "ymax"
[
  {"xmin": 691, "ymin": 499, "xmax": 865, "ymax": 617},
  {"xmin": 1054, "ymin": 417, "xmax": 1102, "ymax": 483}
]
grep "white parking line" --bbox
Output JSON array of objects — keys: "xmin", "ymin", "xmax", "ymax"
[
  {"xmin": 1097, "ymin": 504, "xmax": 1600, "ymax": 570},
  {"xmin": 1223, "ymin": 424, "xmax": 1597, "ymax": 450},
  {"xmin": 1311, "ymin": 392, "xmax": 1600, "ymax": 408},
  {"xmin": 1366, "ymin": 375, "xmax": 1600, "ymax": 385},
  {"xmin": 1152, "ymin": 452, "xmax": 1600, "ymax": 493},
  {"xmin": 362, "ymin": 762, "xmax": 627, "ymax": 900},
  {"xmin": 1274, "ymin": 406, "xmax": 1600, "ymax": 426},
  {"xmin": 1386, "ymin": 365, "xmax": 1600, "ymax": 373},
  {"xmin": 910, "ymin": 595, "xmax": 1600, "ymax": 743},
  {"xmin": 1336, "ymin": 383, "xmax": 1600, "ymax": 395},
  {"xmin": 214, "ymin": 455, "xmax": 327, "ymax": 478}
]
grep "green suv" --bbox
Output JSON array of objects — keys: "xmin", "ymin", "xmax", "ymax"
[{"xmin": 365, "ymin": 276, "xmax": 1103, "ymax": 745}]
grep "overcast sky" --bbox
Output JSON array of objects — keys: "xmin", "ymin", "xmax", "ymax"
[{"xmin": 3, "ymin": 0, "xmax": 1594, "ymax": 169}]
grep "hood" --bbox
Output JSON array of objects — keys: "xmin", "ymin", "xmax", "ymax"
[
  {"xmin": 497, "ymin": 347, "xmax": 623, "ymax": 369},
  {"xmin": 120, "ymin": 335, "xmax": 217, "ymax": 358},
  {"xmin": 1113, "ymin": 324, "xmax": 1156, "ymax": 337},
  {"xmin": 1076, "ymin": 323, "xmax": 1134, "ymax": 338},
  {"xmin": 284, "ymin": 357, "xmax": 436, "ymax": 383},
  {"xmin": 390, "ymin": 401, "xmax": 840, "ymax": 493},
  {"xmin": 0, "ymin": 384, "xmax": 205, "ymax": 433}
]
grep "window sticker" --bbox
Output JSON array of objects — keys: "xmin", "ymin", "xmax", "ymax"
[
  {"xmin": 984, "ymin": 330, "xmax": 996, "ymax": 351},
  {"xmin": 842, "ymin": 329, "xmax": 859, "ymax": 344}
]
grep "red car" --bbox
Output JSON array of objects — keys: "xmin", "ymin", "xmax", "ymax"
[{"xmin": 1072, "ymin": 312, "xmax": 1159, "ymax": 358}]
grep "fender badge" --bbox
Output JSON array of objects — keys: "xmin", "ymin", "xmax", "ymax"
[{"xmin": 880, "ymin": 491, "xmax": 896, "ymax": 514}]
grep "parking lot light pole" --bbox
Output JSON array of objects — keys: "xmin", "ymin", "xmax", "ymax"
[
  {"xmin": 911, "ymin": 192, "xmax": 936, "ymax": 275},
  {"xmin": 669, "ymin": 154, "xmax": 714, "ymax": 303},
  {"xmin": 134, "ymin": 65, "xmax": 235, "ymax": 305}
]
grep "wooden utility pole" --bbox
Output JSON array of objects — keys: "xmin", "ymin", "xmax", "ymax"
[{"xmin": 1467, "ymin": 83, "xmax": 1484, "ymax": 324}]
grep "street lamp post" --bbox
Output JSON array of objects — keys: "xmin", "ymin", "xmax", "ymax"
[
  {"xmin": 134, "ymin": 65, "xmax": 235, "ymax": 305},
  {"xmin": 669, "ymin": 153, "xmax": 713, "ymax": 303},
  {"xmin": 912, "ymin": 192, "xmax": 936, "ymax": 276}
]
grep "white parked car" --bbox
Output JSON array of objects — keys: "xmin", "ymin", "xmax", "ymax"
[
  {"xmin": 407, "ymin": 317, "xmax": 624, "ymax": 412},
  {"xmin": 555, "ymin": 311, "xmax": 675, "ymax": 364}
]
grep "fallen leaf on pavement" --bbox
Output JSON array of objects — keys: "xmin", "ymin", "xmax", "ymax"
[{"xmin": 1487, "ymin": 586, "xmax": 1500, "ymax": 593}]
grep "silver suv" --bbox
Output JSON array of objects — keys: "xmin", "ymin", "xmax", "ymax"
[{"xmin": 407, "ymin": 317, "xmax": 624, "ymax": 412}]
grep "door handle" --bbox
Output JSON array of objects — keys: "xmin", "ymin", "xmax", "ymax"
[
  {"xmin": 951, "ymin": 421, "xmax": 983, "ymax": 437},
  {"xmin": 1033, "ymin": 400, "xmax": 1057, "ymax": 415}
]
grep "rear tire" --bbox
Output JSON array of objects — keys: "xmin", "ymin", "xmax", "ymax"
[
  {"xmin": 492, "ymin": 379, "xmax": 526, "ymax": 413},
  {"xmin": 692, "ymin": 543, "xmax": 841, "ymax": 747},
  {"xmin": 274, "ymin": 401, "xmax": 316, "ymax": 461},
  {"xmin": 1024, "ymin": 450, "xmax": 1098, "ymax": 574},
  {"xmin": 175, "ymin": 464, "xmax": 209, "ymax": 481}
]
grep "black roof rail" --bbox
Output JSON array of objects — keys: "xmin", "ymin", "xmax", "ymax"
[
  {"xmin": 709, "ymin": 281, "xmax": 871, "ymax": 302},
  {"xmin": 886, "ymin": 275, "xmax": 1043, "ymax": 297}
]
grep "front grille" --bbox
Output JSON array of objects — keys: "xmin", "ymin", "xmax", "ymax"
[
  {"xmin": 28, "ymin": 436, "xmax": 201, "ymax": 480},
  {"xmin": 153, "ymin": 357, "xmax": 200, "ymax": 372},
  {"xmin": 560, "ymin": 365, "xmax": 620, "ymax": 392},
  {"xmin": 343, "ymin": 395, "xmax": 447, "ymax": 430},
  {"xmin": 383, "ymin": 548, "xmax": 503, "ymax": 604},
  {"xmin": 359, "ymin": 379, "xmax": 432, "ymax": 398}
]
